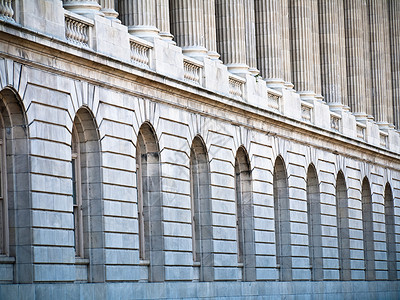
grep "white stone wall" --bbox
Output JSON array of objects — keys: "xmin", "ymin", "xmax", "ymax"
[{"xmin": 0, "ymin": 2, "xmax": 399, "ymax": 298}]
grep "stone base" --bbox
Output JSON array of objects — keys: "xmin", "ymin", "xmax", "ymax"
[{"xmin": 0, "ymin": 281, "xmax": 399, "ymax": 299}]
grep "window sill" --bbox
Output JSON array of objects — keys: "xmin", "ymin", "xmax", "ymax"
[
  {"xmin": 0, "ymin": 255, "xmax": 15, "ymax": 264},
  {"xmin": 75, "ymin": 257, "xmax": 89, "ymax": 265},
  {"xmin": 139, "ymin": 259, "xmax": 150, "ymax": 266}
]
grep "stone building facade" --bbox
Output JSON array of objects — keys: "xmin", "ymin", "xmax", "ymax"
[{"xmin": 0, "ymin": 0, "xmax": 399, "ymax": 298}]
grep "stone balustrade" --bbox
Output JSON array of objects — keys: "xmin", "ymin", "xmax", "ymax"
[
  {"xmin": 183, "ymin": 57, "xmax": 202, "ymax": 85},
  {"xmin": 0, "ymin": 0, "xmax": 13, "ymax": 21},
  {"xmin": 229, "ymin": 75, "xmax": 245, "ymax": 98},
  {"xmin": 65, "ymin": 11, "xmax": 93, "ymax": 48},
  {"xmin": 130, "ymin": 36, "xmax": 152, "ymax": 68}
]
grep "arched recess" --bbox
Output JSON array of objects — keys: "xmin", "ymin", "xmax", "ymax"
[
  {"xmin": 361, "ymin": 177, "xmax": 375, "ymax": 280},
  {"xmin": 306, "ymin": 164, "xmax": 322, "ymax": 281},
  {"xmin": 136, "ymin": 122, "xmax": 163, "ymax": 282},
  {"xmin": 0, "ymin": 87, "xmax": 31, "ymax": 283},
  {"xmin": 273, "ymin": 156, "xmax": 291, "ymax": 281},
  {"xmin": 71, "ymin": 106, "xmax": 105, "ymax": 282},
  {"xmin": 336, "ymin": 171, "xmax": 350, "ymax": 280},
  {"xmin": 384, "ymin": 183, "xmax": 397, "ymax": 280},
  {"xmin": 235, "ymin": 146, "xmax": 255, "ymax": 281},
  {"xmin": 190, "ymin": 135, "xmax": 213, "ymax": 282}
]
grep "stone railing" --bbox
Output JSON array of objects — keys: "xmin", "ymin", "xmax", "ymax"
[
  {"xmin": 130, "ymin": 36, "xmax": 152, "ymax": 68},
  {"xmin": 380, "ymin": 131, "xmax": 388, "ymax": 147},
  {"xmin": 183, "ymin": 57, "xmax": 202, "ymax": 85},
  {"xmin": 229, "ymin": 75, "xmax": 245, "ymax": 98},
  {"xmin": 267, "ymin": 90, "xmax": 282, "ymax": 112},
  {"xmin": 301, "ymin": 101, "xmax": 313, "ymax": 122},
  {"xmin": 65, "ymin": 11, "xmax": 93, "ymax": 48},
  {"xmin": 356, "ymin": 122, "xmax": 366, "ymax": 140},
  {"xmin": 0, "ymin": 0, "xmax": 13, "ymax": 21},
  {"xmin": 330, "ymin": 112, "xmax": 341, "ymax": 132}
]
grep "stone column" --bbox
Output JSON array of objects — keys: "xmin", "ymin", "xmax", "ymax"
[
  {"xmin": 319, "ymin": 0, "xmax": 347, "ymax": 107},
  {"xmin": 255, "ymin": 0, "xmax": 284, "ymax": 88},
  {"xmin": 338, "ymin": 0, "xmax": 348, "ymax": 109},
  {"xmin": 216, "ymin": 0, "xmax": 248, "ymax": 75},
  {"xmin": 63, "ymin": 0, "xmax": 102, "ymax": 17},
  {"xmin": 281, "ymin": 0, "xmax": 293, "ymax": 88},
  {"xmin": 156, "ymin": 0, "xmax": 174, "ymax": 42},
  {"xmin": 119, "ymin": 0, "xmax": 159, "ymax": 40},
  {"xmin": 290, "ymin": 0, "xmax": 315, "ymax": 99},
  {"xmin": 244, "ymin": 0, "xmax": 259, "ymax": 75},
  {"xmin": 311, "ymin": 0, "xmax": 322, "ymax": 100},
  {"xmin": 363, "ymin": 1, "xmax": 373, "ymax": 118},
  {"xmin": 382, "ymin": 2, "xmax": 394, "ymax": 126},
  {"xmin": 389, "ymin": 0, "xmax": 400, "ymax": 129},
  {"xmin": 344, "ymin": 0, "xmax": 367, "ymax": 117},
  {"xmin": 170, "ymin": 0, "xmax": 207, "ymax": 60},
  {"xmin": 368, "ymin": 0, "xmax": 390, "ymax": 126},
  {"xmin": 100, "ymin": 0, "xmax": 119, "ymax": 22},
  {"xmin": 203, "ymin": 0, "xmax": 220, "ymax": 60}
]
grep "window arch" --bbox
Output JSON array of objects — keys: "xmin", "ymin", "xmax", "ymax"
[
  {"xmin": 336, "ymin": 171, "xmax": 350, "ymax": 280},
  {"xmin": 273, "ymin": 156, "xmax": 291, "ymax": 281},
  {"xmin": 0, "ymin": 87, "xmax": 31, "ymax": 283},
  {"xmin": 235, "ymin": 146, "xmax": 255, "ymax": 281},
  {"xmin": 71, "ymin": 107, "xmax": 104, "ymax": 282},
  {"xmin": 306, "ymin": 164, "xmax": 322, "ymax": 281},
  {"xmin": 136, "ymin": 122, "xmax": 163, "ymax": 282},
  {"xmin": 385, "ymin": 183, "xmax": 396, "ymax": 280},
  {"xmin": 190, "ymin": 135, "xmax": 213, "ymax": 281},
  {"xmin": 362, "ymin": 177, "xmax": 375, "ymax": 280}
]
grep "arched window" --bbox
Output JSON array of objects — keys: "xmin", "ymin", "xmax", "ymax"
[
  {"xmin": 0, "ymin": 88, "xmax": 30, "ymax": 283},
  {"xmin": 306, "ymin": 165, "xmax": 322, "ymax": 281},
  {"xmin": 336, "ymin": 171, "xmax": 350, "ymax": 280},
  {"xmin": 273, "ymin": 156, "xmax": 291, "ymax": 281},
  {"xmin": 235, "ymin": 146, "xmax": 255, "ymax": 281},
  {"xmin": 190, "ymin": 136, "xmax": 212, "ymax": 281},
  {"xmin": 136, "ymin": 123, "xmax": 163, "ymax": 282},
  {"xmin": 71, "ymin": 107, "xmax": 104, "ymax": 282},
  {"xmin": 385, "ymin": 183, "xmax": 396, "ymax": 280},
  {"xmin": 362, "ymin": 177, "xmax": 375, "ymax": 280}
]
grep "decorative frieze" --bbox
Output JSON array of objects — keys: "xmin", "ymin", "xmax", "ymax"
[
  {"xmin": 65, "ymin": 11, "xmax": 93, "ymax": 48},
  {"xmin": 130, "ymin": 37, "xmax": 152, "ymax": 68}
]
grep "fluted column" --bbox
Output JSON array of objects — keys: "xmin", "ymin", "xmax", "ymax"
[
  {"xmin": 63, "ymin": 0, "xmax": 102, "ymax": 16},
  {"xmin": 216, "ymin": 0, "xmax": 248, "ymax": 75},
  {"xmin": 156, "ymin": 0, "xmax": 173, "ymax": 42},
  {"xmin": 338, "ymin": 1, "xmax": 348, "ymax": 109},
  {"xmin": 281, "ymin": 0, "xmax": 293, "ymax": 88},
  {"xmin": 389, "ymin": 0, "xmax": 400, "ymax": 130},
  {"xmin": 344, "ymin": 0, "xmax": 367, "ymax": 117},
  {"xmin": 311, "ymin": 0, "xmax": 322, "ymax": 100},
  {"xmin": 100, "ymin": 0, "xmax": 119, "ymax": 22},
  {"xmin": 363, "ymin": 1, "xmax": 373, "ymax": 118},
  {"xmin": 255, "ymin": 0, "xmax": 284, "ymax": 88},
  {"xmin": 203, "ymin": 0, "xmax": 220, "ymax": 60},
  {"xmin": 244, "ymin": 0, "xmax": 259, "ymax": 75},
  {"xmin": 119, "ymin": 0, "xmax": 159, "ymax": 40},
  {"xmin": 368, "ymin": 0, "xmax": 391, "ymax": 126},
  {"xmin": 382, "ymin": 2, "xmax": 393, "ymax": 126},
  {"xmin": 319, "ymin": 0, "xmax": 346, "ymax": 106},
  {"xmin": 290, "ymin": 0, "xmax": 315, "ymax": 99},
  {"xmin": 170, "ymin": 0, "xmax": 207, "ymax": 60}
]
